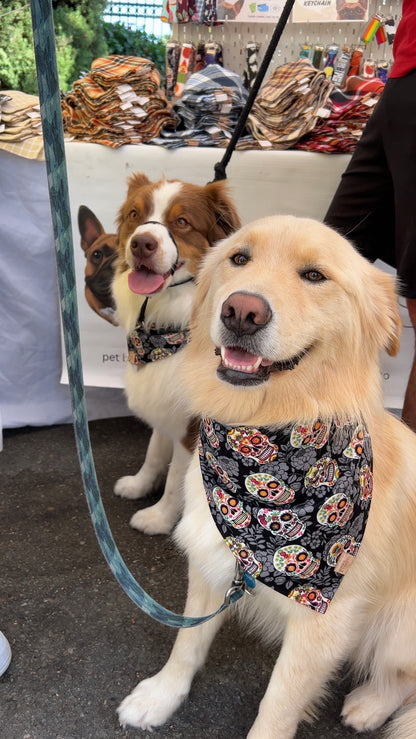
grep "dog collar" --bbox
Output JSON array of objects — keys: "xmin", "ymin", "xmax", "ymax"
[{"xmin": 199, "ymin": 417, "xmax": 373, "ymax": 614}]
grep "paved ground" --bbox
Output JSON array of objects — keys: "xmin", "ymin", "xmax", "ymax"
[{"xmin": 1, "ymin": 417, "xmax": 383, "ymax": 739}]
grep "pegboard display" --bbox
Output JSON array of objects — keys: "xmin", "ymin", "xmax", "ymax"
[{"xmin": 170, "ymin": 0, "xmax": 402, "ymax": 79}]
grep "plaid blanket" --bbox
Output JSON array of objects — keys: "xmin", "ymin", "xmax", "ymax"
[
  {"xmin": 61, "ymin": 56, "xmax": 177, "ymax": 147},
  {"xmin": 295, "ymin": 80, "xmax": 384, "ymax": 153},
  {"xmin": 246, "ymin": 59, "xmax": 334, "ymax": 149},
  {"xmin": 151, "ymin": 64, "xmax": 248, "ymax": 148},
  {"xmin": 0, "ymin": 91, "xmax": 44, "ymax": 160}
]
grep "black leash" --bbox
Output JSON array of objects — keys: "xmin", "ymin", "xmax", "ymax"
[{"xmin": 212, "ymin": 0, "xmax": 296, "ymax": 182}]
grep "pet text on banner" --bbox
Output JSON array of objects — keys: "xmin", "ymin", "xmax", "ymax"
[{"xmin": 60, "ymin": 142, "xmax": 410, "ymax": 411}]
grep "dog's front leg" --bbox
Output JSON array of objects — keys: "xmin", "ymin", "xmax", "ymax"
[
  {"xmin": 129, "ymin": 440, "xmax": 192, "ymax": 535},
  {"xmin": 117, "ymin": 563, "xmax": 226, "ymax": 730},
  {"xmin": 114, "ymin": 429, "xmax": 172, "ymax": 501},
  {"xmin": 247, "ymin": 596, "xmax": 358, "ymax": 739}
]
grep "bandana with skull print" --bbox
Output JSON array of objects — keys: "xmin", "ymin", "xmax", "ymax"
[
  {"xmin": 199, "ymin": 417, "xmax": 373, "ymax": 614},
  {"xmin": 128, "ymin": 322, "xmax": 190, "ymax": 365}
]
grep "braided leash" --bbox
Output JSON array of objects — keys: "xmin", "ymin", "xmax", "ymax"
[{"xmin": 30, "ymin": 0, "xmax": 246, "ymax": 627}]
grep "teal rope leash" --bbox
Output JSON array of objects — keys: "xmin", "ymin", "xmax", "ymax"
[{"xmin": 30, "ymin": 0, "xmax": 246, "ymax": 628}]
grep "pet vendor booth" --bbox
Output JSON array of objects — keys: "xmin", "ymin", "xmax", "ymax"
[{"xmin": 0, "ymin": 0, "xmax": 410, "ymax": 439}]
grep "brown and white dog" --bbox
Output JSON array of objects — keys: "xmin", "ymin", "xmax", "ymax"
[
  {"xmin": 78, "ymin": 205, "xmax": 118, "ymax": 326},
  {"xmin": 118, "ymin": 216, "xmax": 416, "ymax": 738},
  {"xmin": 112, "ymin": 172, "xmax": 241, "ymax": 535}
]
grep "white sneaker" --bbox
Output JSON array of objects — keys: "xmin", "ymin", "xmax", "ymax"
[{"xmin": 0, "ymin": 632, "xmax": 11, "ymax": 676}]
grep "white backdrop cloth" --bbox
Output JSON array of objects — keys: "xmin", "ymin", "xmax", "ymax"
[{"xmin": 0, "ymin": 143, "xmax": 412, "ymax": 436}]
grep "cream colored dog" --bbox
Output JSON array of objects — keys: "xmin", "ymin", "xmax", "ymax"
[{"xmin": 118, "ymin": 216, "xmax": 416, "ymax": 738}]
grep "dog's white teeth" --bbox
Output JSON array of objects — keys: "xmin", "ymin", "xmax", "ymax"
[
  {"xmin": 220, "ymin": 347, "xmax": 263, "ymax": 373},
  {"xmin": 249, "ymin": 356, "xmax": 263, "ymax": 371}
]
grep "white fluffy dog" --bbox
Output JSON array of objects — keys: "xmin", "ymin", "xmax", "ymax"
[{"xmin": 119, "ymin": 216, "xmax": 416, "ymax": 738}]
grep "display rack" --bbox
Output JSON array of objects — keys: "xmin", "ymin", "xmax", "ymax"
[{"xmin": 169, "ymin": 0, "xmax": 401, "ymax": 78}]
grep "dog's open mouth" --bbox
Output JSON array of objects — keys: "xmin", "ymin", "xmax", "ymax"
[
  {"xmin": 216, "ymin": 345, "xmax": 311, "ymax": 386},
  {"xmin": 128, "ymin": 265, "xmax": 172, "ymax": 295}
]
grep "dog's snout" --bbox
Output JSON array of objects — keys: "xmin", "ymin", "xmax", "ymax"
[
  {"xmin": 130, "ymin": 232, "xmax": 158, "ymax": 256},
  {"xmin": 221, "ymin": 292, "xmax": 272, "ymax": 336}
]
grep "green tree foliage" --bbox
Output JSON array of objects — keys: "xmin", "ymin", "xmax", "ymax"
[
  {"xmin": 1, "ymin": 0, "xmax": 108, "ymax": 93},
  {"xmin": 52, "ymin": 0, "xmax": 108, "ymax": 88},
  {"xmin": 0, "ymin": 2, "xmax": 38, "ymax": 93},
  {"xmin": 1, "ymin": 0, "xmax": 167, "ymax": 94}
]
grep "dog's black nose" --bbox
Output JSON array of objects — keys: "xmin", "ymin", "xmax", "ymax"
[
  {"xmin": 221, "ymin": 292, "xmax": 272, "ymax": 336},
  {"xmin": 130, "ymin": 232, "xmax": 158, "ymax": 256}
]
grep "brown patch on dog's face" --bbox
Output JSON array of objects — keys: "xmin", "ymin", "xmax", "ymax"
[
  {"xmin": 183, "ymin": 215, "xmax": 401, "ymax": 426},
  {"xmin": 157, "ymin": 182, "xmax": 241, "ymax": 276},
  {"xmin": 116, "ymin": 176, "xmax": 155, "ymax": 261},
  {"xmin": 115, "ymin": 173, "xmax": 241, "ymax": 282}
]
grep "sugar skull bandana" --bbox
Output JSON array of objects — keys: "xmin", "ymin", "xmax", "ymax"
[
  {"xmin": 127, "ymin": 294, "xmax": 190, "ymax": 365},
  {"xmin": 128, "ymin": 322, "xmax": 190, "ymax": 365},
  {"xmin": 199, "ymin": 418, "xmax": 373, "ymax": 614}
]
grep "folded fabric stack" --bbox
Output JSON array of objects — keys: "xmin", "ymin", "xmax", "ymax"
[
  {"xmin": 61, "ymin": 56, "xmax": 178, "ymax": 148},
  {"xmin": 295, "ymin": 77, "xmax": 385, "ymax": 153},
  {"xmin": 151, "ymin": 64, "xmax": 248, "ymax": 148},
  {"xmin": 0, "ymin": 91, "xmax": 44, "ymax": 160},
  {"xmin": 245, "ymin": 59, "xmax": 334, "ymax": 150}
]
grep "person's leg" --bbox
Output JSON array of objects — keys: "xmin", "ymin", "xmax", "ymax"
[
  {"xmin": 324, "ymin": 88, "xmax": 396, "ymax": 268},
  {"xmin": 327, "ymin": 74, "xmax": 416, "ymax": 431},
  {"xmin": 383, "ymin": 72, "xmax": 416, "ymax": 431},
  {"xmin": 402, "ymin": 298, "xmax": 416, "ymax": 432}
]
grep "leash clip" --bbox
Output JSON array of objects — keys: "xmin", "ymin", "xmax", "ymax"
[{"xmin": 223, "ymin": 561, "xmax": 256, "ymax": 606}]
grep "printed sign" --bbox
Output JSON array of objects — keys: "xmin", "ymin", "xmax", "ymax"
[
  {"xmin": 217, "ymin": 0, "xmax": 287, "ymax": 23},
  {"xmin": 293, "ymin": 0, "xmax": 369, "ymax": 23},
  {"xmin": 61, "ymin": 211, "xmax": 412, "ymax": 412},
  {"xmin": 61, "ymin": 146, "xmax": 410, "ymax": 410},
  {"xmin": 61, "ymin": 200, "xmax": 128, "ymax": 389}
]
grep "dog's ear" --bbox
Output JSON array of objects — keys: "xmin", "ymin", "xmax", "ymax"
[
  {"xmin": 126, "ymin": 172, "xmax": 151, "ymax": 196},
  {"xmin": 365, "ymin": 266, "xmax": 402, "ymax": 357},
  {"xmin": 78, "ymin": 206, "xmax": 104, "ymax": 251},
  {"xmin": 205, "ymin": 181, "xmax": 241, "ymax": 241}
]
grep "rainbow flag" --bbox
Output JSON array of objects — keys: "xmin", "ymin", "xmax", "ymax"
[{"xmin": 361, "ymin": 15, "xmax": 381, "ymax": 44}]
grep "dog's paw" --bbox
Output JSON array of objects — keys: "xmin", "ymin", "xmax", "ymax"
[
  {"xmin": 342, "ymin": 683, "xmax": 392, "ymax": 731},
  {"xmin": 130, "ymin": 505, "xmax": 176, "ymax": 535},
  {"xmin": 114, "ymin": 474, "xmax": 150, "ymax": 500},
  {"xmin": 117, "ymin": 675, "xmax": 185, "ymax": 730}
]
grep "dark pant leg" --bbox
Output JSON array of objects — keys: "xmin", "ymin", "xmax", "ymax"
[
  {"xmin": 324, "ymin": 89, "xmax": 396, "ymax": 269},
  {"xmin": 383, "ymin": 72, "xmax": 416, "ymax": 298}
]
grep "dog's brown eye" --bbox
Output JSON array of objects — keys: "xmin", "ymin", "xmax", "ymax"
[
  {"xmin": 91, "ymin": 249, "xmax": 103, "ymax": 265},
  {"xmin": 176, "ymin": 217, "xmax": 188, "ymax": 227},
  {"xmin": 129, "ymin": 209, "xmax": 138, "ymax": 220},
  {"xmin": 232, "ymin": 253, "xmax": 249, "ymax": 266},
  {"xmin": 302, "ymin": 270, "xmax": 326, "ymax": 282}
]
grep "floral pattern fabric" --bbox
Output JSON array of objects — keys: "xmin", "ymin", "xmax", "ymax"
[
  {"xmin": 127, "ymin": 322, "xmax": 190, "ymax": 365},
  {"xmin": 199, "ymin": 417, "xmax": 373, "ymax": 613}
]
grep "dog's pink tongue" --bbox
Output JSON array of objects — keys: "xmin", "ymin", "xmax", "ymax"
[
  {"xmin": 227, "ymin": 348, "xmax": 257, "ymax": 365},
  {"xmin": 128, "ymin": 268, "xmax": 165, "ymax": 295}
]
